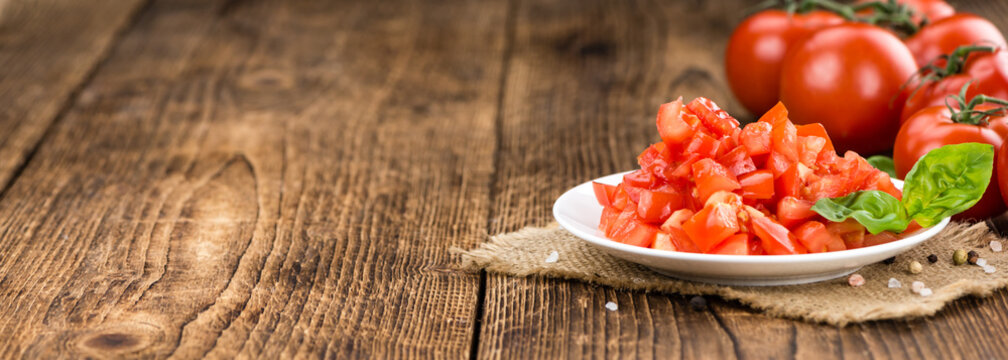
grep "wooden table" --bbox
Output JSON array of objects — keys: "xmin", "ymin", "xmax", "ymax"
[{"xmin": 2, "ymin": 0, "xmax": 1008, "ymax": 358}]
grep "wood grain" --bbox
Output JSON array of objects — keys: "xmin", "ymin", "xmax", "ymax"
[
  {"xmin": 0, "ymin": 0, "xmax": 146, "ymax": 191},
  {"xmin": 0, "ymin": 0, "xmax": 507, "ymax": 357},
  {"xmin": 478, "ymin": 0, "xmax": 1008, "ymax": 359}
]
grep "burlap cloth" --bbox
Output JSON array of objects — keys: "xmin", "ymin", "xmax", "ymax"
[{"xmin": 459, "ymin": 222, "xmax": 1008, "ymax": 326}]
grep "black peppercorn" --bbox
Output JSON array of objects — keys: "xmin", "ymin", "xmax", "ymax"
[
  {"xmin": 927, "ymin": 254, "xmax": 938, "ymax": 263},
  {"xmin": 882, "ymin": 256, "xmax": 896, "ymax": 265},
  {"xmin": 967, "ymin": 250, "xmax": 980, "ymax": 265},
  {"xmin": 689, "ymin": 296, "xmax": 707, "ymax": 311}
]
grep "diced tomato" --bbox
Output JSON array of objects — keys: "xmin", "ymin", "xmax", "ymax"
[
  {"xmin": 775, "ymin": 164, "xmax": 802, "ymax": 199},
  {"xmin": 652, "ymin": 232, "xmax": 677, "ymax": 251},
  {"xmin": 685, "ymin": 131, "xmax": 721, "ymax": 158},
  {"xmin": 682, "ymin": 203, "xmax": 741, "ymax": 252},
  {"xmin": 669, "ymin": 153, "xmax": 702, "ymax": 179},
  {"xmin": 751, "ymin": 216, "xmax": 808, "ymax": 255},
  {"xmin": 717, "ymin": 146, "xmax": 757, "ymax": 177},
  {"xmin": 740, "ymin": 121, "xmax": 772, "ymax": 156},
  {"xmin": 864, "ymin": 231, "xmax": 899, "ymax": 247},
  {"xmin": 766, "ymin": 150, "xmax": 794, "ymax": 178},
  {"xmin": 660, "ymin": 208, "xmax": 694, "ymax": 232},
  {"xmin": 611, "ymin": 184, "xmax": 631, "ymax": 210},
  {"xmin": 826, "ymin": 219, "xmax": 867, "ymax": 249},
  {"xmin": 656, "ymin": 98, "xmax": 694, "ymax": 145},
  {"xmin": 863, "ymin": 172, "xmax": 902, "ymax": 200},
  {"xmin": 592, "ymin": 182, "xmax": 618, "ymax": 207},
  {"xmin": 705, "ymin": 191, "xmax": 743, "ymax": 208},
  {"xmin": 623, "ymin": 169, "xmax": 657, "ymax": 189},
  {"xmin": 758, "ymin": 102, "xmax": 789, "ymax": 126},
  {"xmin": 599, "ymin": 206, "xmax": 620, "ymax": 234},
  {"xmin": 667, "ymin": 227, "xmax": 701, "ymax": 253},
  {"xmin": 795, "ymin": 123, "xmax": 835, "ymax": 153},
  {"xmin": 638, "ymin": 142, "xmax": 673, "ymax": 175},
  {"xmin": 749, "ymin": 238, "xmax": 767, "ymax": 255},
  {"xmin": 793, "ymin": 221, "xmax": 846, "ymax": 253},
  {"xmin": 608, "ymin": 212, "xmax": 659, "ymax": 248},
  {"xmin": 686, "ymin": 97, "xmax": 740, "ymax": 137},
  {"xmin": 739, "ymin": 170, "xmax": 774, "ymax": 200},
  {"xmin": 771, "ymin": 118, "xmax": 799, "ymax": 163},
  {"xmin": 691, "ymin": 159, "xmax": 741, "ymax": 202},
  {"xmin": 710, "ymin": 233, "xmax": 750, "ymax": 255},
  {"xmin": 777, "ymin": 196, "xmax": 816, "ymax": 229},
  {"xmin": 838, "ymin": 151, "xmax": 875, "ymax": 188},
  {"xmin": 797, "ymin": 136, "xmax": 826, "ymax": 168},
  {"xmin": 637, "ymin": 188, "xmax": 686, "ymax": 224},
  {"xmin": 804, "ymin": 174, "xmax": 850, "ymax": 201}
]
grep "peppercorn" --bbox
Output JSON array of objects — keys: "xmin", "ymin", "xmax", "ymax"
[
  {"xmin": 689, "ymin": 296, "xmax": 707, "ymax": 311},
  {"xmin": 882, "ymin": 256, "xmax": 896, "ymax": 265},
  {"xmin": 953, "ymin": 249, "xmax": 967, "ymax": 265},
  {"xmin": 926, "ymin": 254, "xmax": 938, "ymax": 263},
  {"xmin": 968, "ymin": 250, "xmax": 980, "ymax": 265},
  {"xmin": 908, "ymin": 261, "xmax": 923, "ymax": 274}
]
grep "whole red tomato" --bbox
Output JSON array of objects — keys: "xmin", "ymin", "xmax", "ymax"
[
  {"xmin": 905, "ymin": 14, "xmax": 1007, "ymax": 66},
  {"xmin": 856, "ymin": 0, "xmax": 954, "ymax": 25},
  {"xmin": 779, "ymin": 23, "xmax": 917, "ymax": 155},
  {"xmin": 725, "ymin": 10, "xmax": 845, "ymax": 116},
  {"xmin": 894, "ymin": 104, "xmax": 1008, "ymax": 220},
  {"xmin": 902, "ymin": 47, "xmax": 1008, "ymax": 123}
]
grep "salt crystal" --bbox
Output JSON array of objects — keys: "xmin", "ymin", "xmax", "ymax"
[
  {"xmin": 545, "ymin": 251, "xmax": 559, "ymax": 263},
  {"xmin": 605, "ymin": 301, "xmax": 618, "ymax": 311},
  {"xmin": 992, "ymin": 240, "xmax": 1003, "ymax": 252},
  {"xmin": 983, "ymin": 265, "xmax": 996, "ymax": 274},
  {"xmin": 976, "ymin": 258, "xmax": 988, "ymax": 267},
  {"xmin": 911, "ymin": 281, "xmax": 925, "ymax": 293},
  {"xmin": 888, "ymin": 278, "xmax": 901, "ymax": 288},
  {"xmin": 920, "ymin": 288, "xmax": 933, "ymax": 297},
  {"xmin": 848, "ymin": 274, "xmax": 865, "ymax": 287}
]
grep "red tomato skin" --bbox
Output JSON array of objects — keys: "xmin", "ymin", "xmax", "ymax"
[
  {"xmin": 740, "ymin": 121, "xmax": 773, "ymax": 156},
  {"xmin": 637, "ymin": 188, "xmax": 686, "ymax": 224},
  {"xmin": 902, "ymin": 51, "xmax": 1008, "ymax": 123},
  {"xmin": 592, "ymin": 182, "xmax": 617, "ymax": 207},
  {"xmin": 657, "ymin": 98, "xmax": 694, "ymax": 145},
  {"xmin": 691, "ymin": 158, "xmax": 741, "ymax": 202},
  {"xmin": 751, "ymin": 216, "xmax": 808, "ymax": 255},
  {"xmin": 793, "ymin": 220, "xmax": 845, "ymax": 253},
  {"xmin": 777, "ymin": 196, "xmax": 816, "ymax": 229},
  {"xmin": 738, "ymin": 170, "xmax": 775, "ymax": 200},
  {"xmin": 780, "ymin": 23, "xmax": 917, "ymax": 155},
  {"xmin": 682, "ymin": 203, "xmax": 741, "ymax": 253},
  {"xmin": 725, "ymin": 10, "xmax": 845, "ymax": 116},
  {"xmin": 795, "ymin": 123, "xmax": 835, "ymax": 153},
  {"xmin": 709, "ymin": 234, "xmax": 750, "ymax": 255},
  {"xmin": 905, "ymin": 14, "xmax": 1007, "ymax": 68},
  {"xmin": 894, "ymin": 105, "xmax": 1008, "ymax": 219},
  {"xmin": 855, "ymin": 0, "xmax": 954, "ymax": 25}
]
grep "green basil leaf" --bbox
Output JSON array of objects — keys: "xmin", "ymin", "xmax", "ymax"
[
  {"xmin": 866, "ymin": 155, "xmax": 897, "ymax": 178},
  {"xmin": 902, "ymin": 143, "xmax": 994, "ymax": 227},
  {"xmin": 812, "ymin": 190, "xmax": 909, "ymax": 234}
]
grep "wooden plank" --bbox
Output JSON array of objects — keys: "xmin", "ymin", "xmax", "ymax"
[
  {"xmin": 0, "ymin": 0, "xmax": 146, "ymax": 190},
  {"xmin": 0, "ymin": 0, "xmax": 508, "ymax": 357},
  {"xmin": 480, "ymin": 0, "xmax": 1008, "ymax": 358}
]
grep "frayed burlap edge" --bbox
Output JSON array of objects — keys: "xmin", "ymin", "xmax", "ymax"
[{"xmin": 456, "ymin": 222, "xmax": 1008, "ymax": 326}]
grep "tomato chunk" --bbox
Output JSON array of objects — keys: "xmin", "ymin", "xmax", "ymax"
[
  {"xmin": 685, "ymin": 132, "xmax": 721, "ymax": 158},
  {"xmin": 609, "ymin": 213, "xmax": 659, "ymax": 248},
  {"xmin": 656, "ymin": 98, "xmax": 694, "ymax": 145},
  {"xmin": 827, "ymin": 219, "xmax": 867, "ymax": 249},
  {"xmin": 686, "ymin": 97, "xmax": 740, "ymax": 137},
  {"xmin": 691, "ymin": 158, "xmax": 741, "ymax": 202},
  {"xmin": 637, "ymin": 188, "xmax": 686, "ymax": 224},
  {"xmin": 717, "ymin": 146, "xmax": 757, "ymax": 177},
  {"xmin": 793, "ymin": 221, "xmax": 846, "ymax": 253},
  {"xmin": 751, "ymin": 216, "xmax": 808, "ymax": 255},
  {"xmin": 795, "ymin": 123, "xmax": 835, "ymax": 153},
  {"xmin": 740, "ymin": 121, "xmax": 772, "ymax": 156},
  {"xmin": 776, "ymin": 196, "xmax": 816, "ymax": 229},
  {"xmin": 652, "ymin": 232, "xmax": 677, "ymax": 251},
  {"xmin": 682, "ymin": 203, "xmax": 740, "ymax": 252},
  {"xmin": 592, "ymin": 182, "xmax": 618, "ymax": 207},
  {"xmin": 738, "ymin": 170, "xmax": 774, "ymax": 200},
  {"xmin": 710, "ymin": 233, "xmax": 750, "ymax": 255}
]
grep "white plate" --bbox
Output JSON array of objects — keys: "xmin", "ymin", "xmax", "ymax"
[{"xmin": 552, "ymin": 171, "xmax": 949, "ymax": 286}]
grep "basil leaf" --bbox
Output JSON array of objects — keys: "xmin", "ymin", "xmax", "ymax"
[
  {"xmin": 812, "ymin": 190, "xmax": 909, "ymax": 234},
  {"xmin": 902, "ymin": 143, "xmax": 994, "ymax": 227},
  {"xmin": 866, "ymin": 155, "xmax": 897, "ymax": 178}
]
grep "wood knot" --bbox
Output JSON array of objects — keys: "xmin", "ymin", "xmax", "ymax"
[
  {"xmin": 82, "ymin": 333, "xmax": 140, "ymax": 350},
  {"xmin": 237, "ymin": 68, "xmax": 294, "ymax": 90}
]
